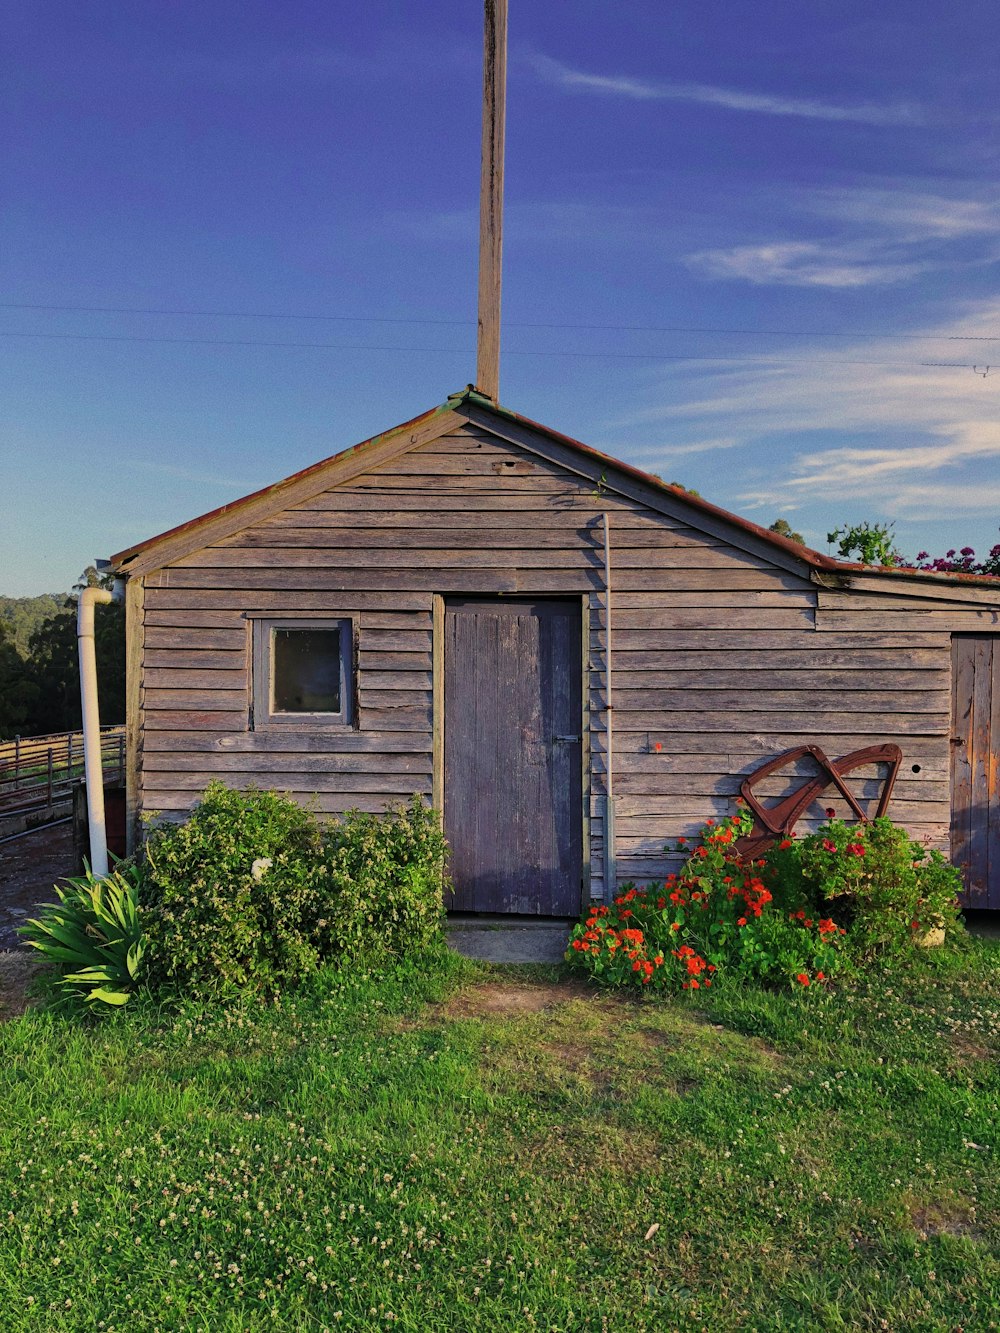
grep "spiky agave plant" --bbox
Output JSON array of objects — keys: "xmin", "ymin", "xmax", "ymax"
[{"xmin": 19, "ymin": 862, "xmax": 145, "ymax": 1008}]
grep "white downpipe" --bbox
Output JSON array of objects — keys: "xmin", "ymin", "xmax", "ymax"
[
  {"xmin": 78, "ymin": 586, "xmax": 114, "ymax": 878},
  {"xmin": 601, "ymin": 512, "xmax": 616, "ymax": 899}
]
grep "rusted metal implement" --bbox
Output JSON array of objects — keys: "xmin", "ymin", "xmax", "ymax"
[{"xmin": 735, "ymin": 742, "xmax": 903, "ymax": 858}]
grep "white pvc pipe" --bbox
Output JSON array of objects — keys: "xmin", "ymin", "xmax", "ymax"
[{"xmin": 78, "ymin": 586, "xmax": 114, "ymax": 877}]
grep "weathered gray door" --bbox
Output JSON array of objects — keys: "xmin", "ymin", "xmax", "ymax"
[
  {"xmin": 951, "ymin": 635, "xmax": 1000, "ymax": 908},
  {"xmin": 444, "ymin": 597, "xmax": 583, "ymax": 915}
]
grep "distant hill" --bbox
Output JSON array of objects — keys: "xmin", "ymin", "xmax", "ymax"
[{"xmin": 0, "ymin": 593, "xmax": 67, "ymax": 657}]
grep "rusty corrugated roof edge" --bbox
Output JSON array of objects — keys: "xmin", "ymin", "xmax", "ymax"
[{"xmin": 109, "ymin": 385, "xmax": 1000, "ymax": 592}]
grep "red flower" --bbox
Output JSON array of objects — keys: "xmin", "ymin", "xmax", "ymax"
[
  {"xmin": 796, "ymin": 973, "xmax": 810, "ymax": 986},
  {"xmin": 825, "ymin": 808, "xmax": 836, "ymax": 818},
  {"xmin": 778, "ymin": 839, "xmax": 793, "ymax": 851},
  {"xmin": 737, "ymin": 916, "xmax": 747, "ymax": 927},
  {"xmin": 822, "ymin": 839, "xmax": 837, "ymax": 853},
  {"xmin": 816, "ymin": 971, "xmax": 826, "ymax": 982}
]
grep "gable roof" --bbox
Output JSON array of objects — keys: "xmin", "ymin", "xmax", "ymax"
[{"xmin": 109, "ymin": 387, "xmax": 1000, "ymax": 597}]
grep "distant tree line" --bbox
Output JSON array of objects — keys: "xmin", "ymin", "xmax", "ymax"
[{"xmin": 0, "ymin": 569, "xmax": 125, "ymax": 741}]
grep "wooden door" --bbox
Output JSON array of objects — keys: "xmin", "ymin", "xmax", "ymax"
[
  {"xmin": 443, "ymin": 597, "xmax": 583, "ymax": 915},
  {"xmin": 951, "ymin": 635, "xmax": 1000, "ymax": 908}
]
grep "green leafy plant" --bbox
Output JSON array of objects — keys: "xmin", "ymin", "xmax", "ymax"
[
  {"xmin": 827, "ymin": 522, "xmax": 902, "ymax": 567},
  {"xmin": 19, "ymin": 861, "xmax": 145, "ymax": 1008},
  {"xmin": 141, "ymin": 782, "xmax": 324, "ymax": 996},
  {"xmin": 317, "ymin": 796, "xmax": 449, "ymax": 960},
  {"xmin": 140, "ymin": 783, "xmax": 448, "ymax": 998},
  {"xmin": 566, "ymin": 806, "xmax": 847, "ymax": 992},
  {"xmin": 762, "ymin": 816, "xmax": 964, "ymax": 961}
]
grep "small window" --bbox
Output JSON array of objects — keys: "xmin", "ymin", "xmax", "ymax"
[{"xmin": 252, "ymin": 619, "xmax": 353, "ymax": 728}]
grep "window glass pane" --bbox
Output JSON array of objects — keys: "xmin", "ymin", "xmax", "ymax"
[{"xmin": 272, "ymin": 629, "xmax": 342, "ymax": 713}]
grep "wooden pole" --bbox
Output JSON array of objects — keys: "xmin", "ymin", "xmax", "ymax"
[{"xmin": 476, "ymin": 0, "xmax": 507, "ymax": 402}]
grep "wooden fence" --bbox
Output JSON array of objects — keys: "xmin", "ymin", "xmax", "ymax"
[{"xmin": 0, "ymin": 727, "xmax": 125, "ymax": 820}]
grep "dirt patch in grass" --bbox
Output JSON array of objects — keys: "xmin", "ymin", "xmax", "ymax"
[
  {"xmin": 948, "ymin": 1032, "xmax": 993, "ymax": 1064},
  {"xmin": 439, "ymin": 979, "xmax": 594, "ymax": 1019},
  {"xmin": 910, "ymin": 1196, "xmax": 982, "ymax": 1242},
  {"xmin": 0, "ymin": 950, "xmax": 39, "ymax": 1021}
]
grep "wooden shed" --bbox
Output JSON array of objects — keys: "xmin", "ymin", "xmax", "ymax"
[{"xmin": 108, "ymin": 387, "xmax": 1000, "ymax": 912}]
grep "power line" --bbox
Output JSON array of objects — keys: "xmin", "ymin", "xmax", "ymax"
[
  {"xmin": 1, "ymin": 300, "xmax": 997, "ymax": 342},
  {"xmin": 0, "ymin": 328, "xmax": 987, "ymax": 372}
]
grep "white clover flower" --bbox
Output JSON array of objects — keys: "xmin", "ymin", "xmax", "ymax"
[{"xmin": 251, "ymin": 858, "xmax": 273, "ymax": 882}]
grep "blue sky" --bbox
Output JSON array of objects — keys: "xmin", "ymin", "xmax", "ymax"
[{"xmin": 2, "ymin": 0, "xmax": 998, "ymax": 595}]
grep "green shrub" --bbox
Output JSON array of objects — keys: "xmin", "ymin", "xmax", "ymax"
[
  {"xmin": 567, "ymin": 806, "xmax": 846, "ymax": 992},
  {"xmin": 141, "ymin": 782, "xmax": 324, "ymax": 997},
  {"xmin": 140, "ymin": 784, "xmax": 448, "ymax": 998},
  {"xmin": 762, "ymin": 816, "xmax": 964, "ymax": 961},
  {"xmin": 315, "ymin": 797, "xmax": 449, "ymax": 960},
  {"xmin": 566, "ymin": 806, "xmax": 965, "ymax": 993},
  {"xmin": 19, "ymin": 861, "xmax": 145, "ymax": 1009}
]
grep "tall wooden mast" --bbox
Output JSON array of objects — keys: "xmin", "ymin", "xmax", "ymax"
[{"xmin": 475, "ymin": 0, "xmax": 508, "ymax": 402}]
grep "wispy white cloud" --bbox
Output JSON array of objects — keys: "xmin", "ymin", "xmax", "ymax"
[
  {"xmin": 684, "ymin": 240, "xmax": 925, "ymax": 288},
  {"xmin": 617, "ymin": 300, "xmax": 1000, "ymax": 525},
  {"xmin": 530, "ymin": 52, "xmax": 926, "ymax": 126},
  {"xmin": 810, "ymin": 187, "xmax": 1000, "ymax": 240}
]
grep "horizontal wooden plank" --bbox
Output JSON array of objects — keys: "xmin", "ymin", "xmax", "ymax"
[
  {"xmin": 608, "ymin": 649, "xmax": 947, "ymax": 672},
  {"xmin": 144, "ymin": 770, "xmax": 431, "ymax": 795},
  {"xmin": 146, "ymin": 571, "xmax": 599, "ymax": 596},
  {"xmin": 142, "ymin": 730, "xmax": 432, "ymax": 754},
  {"xmin": 143, "ymin": 711, "xmax": 248, "ymax": 732},
  {"xmin": 173, "ymin": 546, "xmax": 741, "ymax": 572},
  {"xmin": 284, "ymin": 495, "xmax": 653, "ymax": 519},
  {"xmin": 834, "ymin": 573, "xmax": 1000, "ymax": 608},
  {"xmin": 143, "ymin": 751, "xmax": 432, "ymax": 774},
  {"xmin": 142, "ymin": 792, "xmax": 421, "ymax": 818},
  {"xmin": 376, "ymin": 452, "xmax": 555, "ymax": 476},
  {"xmin": 594, "ymin": 688, "xmax": 949, "ymax": 713},
  {"xmin": 145, "ymin": 668, "xmax": 247, "ymax": 690},
  {"xmin": 590, "ymin": 629, "xmax": 947, "ymax": 651},
  {"xmin": 816, "ymin": 609, "xmax": 1000, "ymax": 632},
  {"xmin": 358, "ymin": 650, "xmax": 432, "ymax": 671},
  {"xmin": 598, "ymin": 668, "xmax": 949, "ymax": 691},
  {"xmin": 593, "ymin": 747, "xmax": 948, "ymax": 777},
  {"xmin": 357, "ymin": 688, "xmax": 430, "ymax": 708},
  {"xmin": 606, "ymin": 771, "xmax": 948, "ymax": 799},
  {"xmin": 221, "ymin": 525, "xmax": 698, "ymax": 551},
  {"xmin": 360, "ymin": 670, "xmax": 433, "ymax": 690},
  {"xmin": 818, "ymin": 588, "xmax": 1000, "ymax": 613},
  {"xmin": 144, "ymin": 689, "xmax": 247, "ymax": 711},
  {"xmin": 595, "ymin": 795, "xmax": 948, "ymax": 822},
  {"xmin": 144, "ymin": 648, "xmax": 248, "ymax": 670},
  {"xmin": 593, "ymin": 608, "xmax": 816, "ymax": 630},
  {"xmin": 347, "ymin": 473, "xmax": 587, "ymax": 493},
  {"xmin": 358, "ymin": 628, "xmax": 432, "ymax": 650},
  {"xmin": 359, "ymin": 706, "xmax": 431, "ymax": 732},
  {"xmin": 145, "ymin": 589, "xmax": 437, "ymax": 611},
  {"xmin": 610, "ymin": 574, "xmax": 812, "ymax": 599},
  {"xmin": 596, "ymin": 590, "xmax": 815, "ymax": 609},
  {"xmin": 592, "ymin": 730, "xmax": 949, "ymax": 759},
  {"xmin": 594, "ymin": 711, "xmax": 948, "ymax": 734},
  {"xmin": 144, "ymin": 625, "xmax": 248, "ymax": 649}
]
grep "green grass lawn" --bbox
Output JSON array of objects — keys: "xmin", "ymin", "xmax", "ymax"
[{"xmin": 2, "ymin": 942, "xmax": 999, "ymax": 1331}]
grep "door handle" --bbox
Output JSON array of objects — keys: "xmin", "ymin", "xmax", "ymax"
[
  {"xmin": 950, "ymin": 737, "xmax": 965, "ymax": 746},
  {"xmin": 553, "ymin": 734, "xmax": 581, "ymax": 744}
]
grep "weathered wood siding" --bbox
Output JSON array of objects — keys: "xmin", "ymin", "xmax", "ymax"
[{"xmin": 136, "ymin": 419, "xmax": 976, "ymax": 900}]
